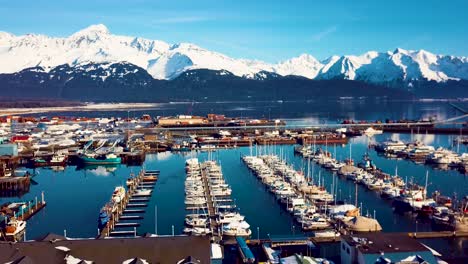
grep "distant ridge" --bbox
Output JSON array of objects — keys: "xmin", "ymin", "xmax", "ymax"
[
  {"xmin": 0, "ymin": 66, "xmax": 412, "ymax": 102},
  {"xmin": 0, "ymin": 24, "xmax": 467, "ymax": 100}
]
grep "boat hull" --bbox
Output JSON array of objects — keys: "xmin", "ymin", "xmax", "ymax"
[{"xmin": 79, "ymin": 156, "xmax": 122, "ymax": 165}]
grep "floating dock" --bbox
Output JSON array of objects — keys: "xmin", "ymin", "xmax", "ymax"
[
  {"xmin": 98, "ymin": 169, "xmax": 158, "ymax": 238},
  {"xmin": 201, "ymin": 164, "xmax": 219, "ymax": 239}
]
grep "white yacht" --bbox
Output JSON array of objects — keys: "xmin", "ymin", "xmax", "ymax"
[
  {"xmin": 217, "ymin": 212, "xmax": 245, "ymax": 224},
  {"xmin": 427, "ymin": 148, "xmax": 460, "ymax": 164},
  {"xmin": 222, "ymin": 220, "xmax": 252, "ymax": 237},
  {"xmin": 111, "ymin": 186, "xmax": 126, "ymax": 203}
]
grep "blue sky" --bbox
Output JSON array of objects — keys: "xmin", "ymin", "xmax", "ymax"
[{"xmin": 1, "ymin": 0, "xmax": 467, "ymax": 62}]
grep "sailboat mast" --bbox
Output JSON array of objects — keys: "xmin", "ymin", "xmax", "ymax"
[{"xmin": 424, "ymin": 170, "xmax": 429, "ymax": 200}]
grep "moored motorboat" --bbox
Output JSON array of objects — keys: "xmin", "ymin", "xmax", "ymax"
[
  {"xmin": 313, "ymin": 230, "xmax": 341, "ymax": 238},
  {"xmin": 112, "ymin": 186, "xmax": 126, "ymax": 203},
  {"xmin": 98, "ymin": 207, "xmax": 111, "ymax": 230},
  {"xmin": 4, "ymin": 218, "xmax": 26, "ymax": 239},
  {"xmin": 222, "ymin": 220, "xmax": 252, "ymax": 237},
  {"xmin": 134, "ymin": 188, "xmax": 152, "ymax": 196}
]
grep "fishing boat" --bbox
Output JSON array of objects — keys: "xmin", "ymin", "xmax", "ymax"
[
  {"xmin": 111, "ymin": 186, "xmax": 126, "ymax": 203},
  {"xmin": 381, "ymin": 186, "xmax": 401, "ymax": 199},
  {"xmin": 78, "ymin": 152, "xmax": 121, "ymax": 165},
  {"xmin": 419, "ymin": 205, "xmax": 435, "ymax": 218},
  {"xmin": 431, "ymin": 209, "xmax": 452, "ymax": 227},
  {"xmin": 4, "ymin": 218, "xmax": 26, "ymax": 238},
  {"xmin": 49, "ymin": 152, "xmax": 67, "ymax": 166}
]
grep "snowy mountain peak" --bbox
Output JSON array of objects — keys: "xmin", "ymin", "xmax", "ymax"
[
  {"xmin": 296, "ymin": 53, "xmax": 318, "ymax": 61},
  {"xmin": 69, "ymin": 24, "xmax": 110, "ymax": 44},
  {"xmin": 73, "ymin": 24, "xmax": 110, "ymax": 36},
  {"xmin": 393, "ymin": 47, "xmax": 408, "ymax": 54},
  {"xmin": 274, "ymin": 54, "xmax": 322, "ymax": 79},
  {"xmin": 0, "ymin": 31, "xmax": 14, "ymax": 41}
]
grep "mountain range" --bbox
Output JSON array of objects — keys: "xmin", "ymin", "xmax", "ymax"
[{"xmin": 0, "ymin": 24, "xmax": 467, "ymax": 101}]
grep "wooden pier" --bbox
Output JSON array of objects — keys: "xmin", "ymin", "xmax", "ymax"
[
  {"xmin": 200, "ymin": 164, "xmax": 220, "ymax": 240},
  {"xmin": 0, "ymin": 192, "xmax": 47, "ymax": 222},
  {"xmin": 0, "ymin": 176, "xmax": 30, "ymax": 196},
  {"xmin": 407, "ymin": 231, "xmax": 468, "ymax": 239},
  {"xmin": 97, "ymin": 170, "xmax": 158, "ymax": 239}
]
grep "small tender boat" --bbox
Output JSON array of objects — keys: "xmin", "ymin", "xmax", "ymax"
[
  {"xmin": 134, "ymin": 188, "xmax": 152, "ymax": 196},
  {"xmin": 112, "ymin": 186, "xmax": 126, "ymax": 203},
  {"xmin": 49, "ymin": 152, "xmax": 67, "ymax": 166},
  {"xmin": 126, "ymin": 178, "xmax": 135, "ymax": 187},
  {"xmin": 143, "ymin": 175, "xmax": 158, "ymax": 182},
  {"xmin": 98, "ymin": 208, "xmax": 110, "ymax": 229}
]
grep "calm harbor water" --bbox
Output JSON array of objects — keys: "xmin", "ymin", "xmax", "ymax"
[
  {"xmin": 26, "ymin": 100, "xmax": 468, "ymax": 123},
  {"xmin": 2, "ymin": 133, "xmax": 467, "ymax": 239}
]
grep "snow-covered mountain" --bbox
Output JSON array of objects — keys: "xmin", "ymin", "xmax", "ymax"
[{"xmin": 1, "ymin": 24, "xmax": 467, "ymax": 84}]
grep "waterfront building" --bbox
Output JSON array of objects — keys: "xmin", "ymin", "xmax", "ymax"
[{"xmin": 340, "ymin": 233, "xmax": 439, "ymax": 264}]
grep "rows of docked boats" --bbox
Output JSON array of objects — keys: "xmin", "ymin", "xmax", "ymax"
[
  {"xmin": 3, "ymin": 118, "xmax": 150, "ymax": 169},
  {"xmin": 183, "ymin": 158, "xmax": 251, "ymax": 237},
  {"xmin": 299, "ymin": 145, "xmax": 441, "ymax": 209},
  {"xmin": 98, "ymin": 171, "xmax": 158, "ymax": 232},
  {"xmin": 375, "ymin": 140, "xmax": 468, "ymax": 171},
  {"xmin": 295, "ymin": 145, "xmax": 468, "ymax": 231},
  {"xmin": 242, "ymin": 154, "xmax": 367, "ymax": 236}
]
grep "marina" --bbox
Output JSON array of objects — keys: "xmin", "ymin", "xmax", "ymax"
[{"xmin": 0, "ymin": 103, "xmax": 466, "ymax": 262}]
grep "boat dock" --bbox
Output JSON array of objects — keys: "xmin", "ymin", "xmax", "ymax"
[
  {"xmin": 98, "ymin": 169, "xmax": 158, "ymax": 238},
  {"xmin": 407, "ymin": 231, "xmax": 468, "ymax": 239},
  {"xmin": 201, "ymin": 163, "xmax": 219, "ymax": 240},
  {"xmin": 0, "ymin": 192, "xmax": 47, "ymax": 222},
  {"xmin": 0, "ymin": 176, "xmax": 30, "ymax": 197}
]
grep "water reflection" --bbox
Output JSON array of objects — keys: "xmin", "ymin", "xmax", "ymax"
[
  {"xmin": 83, "ymin": 165, "xmax": 118, "ymax": 177},
  {"xmin": 413, "ymin": 133, "xmax": 436, "ymax": 145}
]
